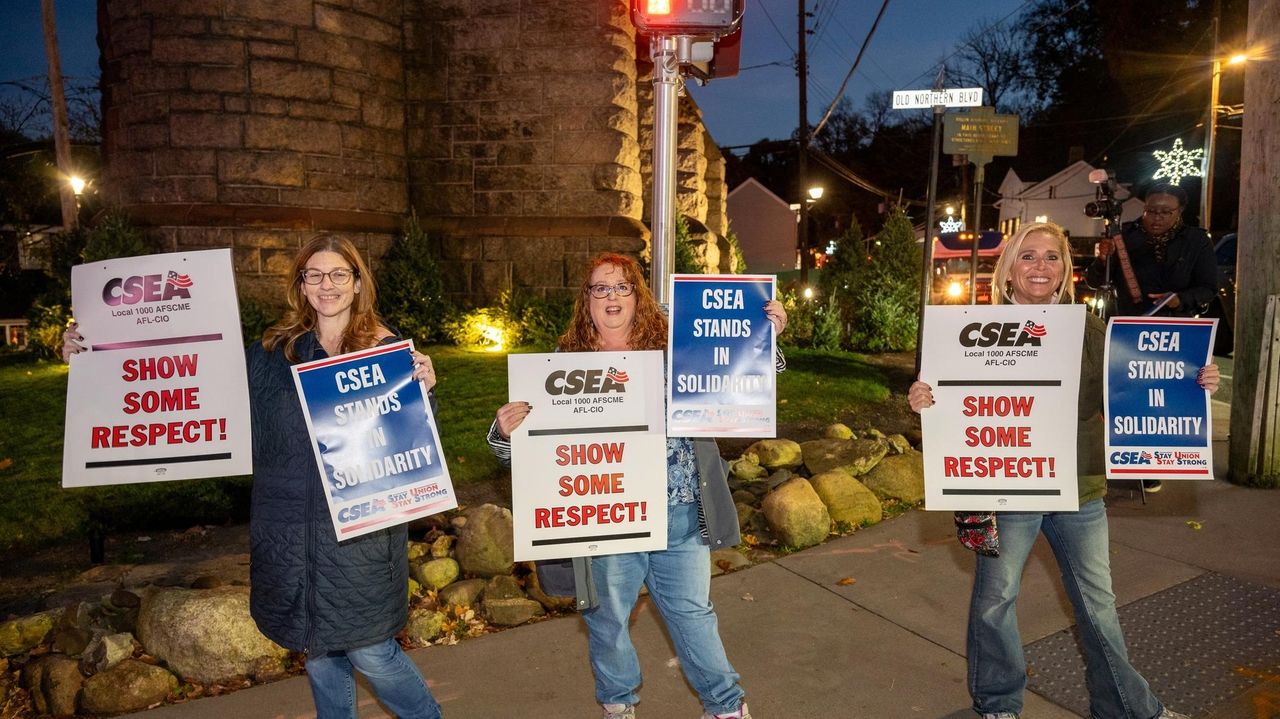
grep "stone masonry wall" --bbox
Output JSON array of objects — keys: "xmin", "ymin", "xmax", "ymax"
[
  {"xmin": 99, "ymin": 0, "xmax": 408, "ymax": 301},
  {"xmin": 404, "ymin": 0, "xmax": 647, "ymax": 305}
]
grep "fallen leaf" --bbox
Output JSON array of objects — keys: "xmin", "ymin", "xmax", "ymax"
[
  {"xmin": 0, "ymin": 457, "xmax": 13, "ymax": 471},
  {"xmin": 1186, "ymin": 520, "xmax": 1203, "ymax": 530},
  {"xmin": 716, "ymin": 559, "xmax": 733, "ymax": 572},
  {"xmin": 836, "ymin": 577, "xmax": 856, "ymax": 586},
  {"xmin": 740, "ymin": 592, "xmax": 755, "ymax": 602}
]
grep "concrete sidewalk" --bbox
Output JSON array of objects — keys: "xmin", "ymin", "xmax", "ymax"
[{"xmin": 129, "ymin": 427, "xmax": 1279, "ymax": 719}]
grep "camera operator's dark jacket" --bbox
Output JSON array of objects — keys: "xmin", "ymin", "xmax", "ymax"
[{"xmin": 1085, "ymin": 220, "xmax": 1219, "ymax": 316}]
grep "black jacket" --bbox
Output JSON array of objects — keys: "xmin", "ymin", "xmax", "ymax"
[
  {"xmin": 1085, "ymin": 221, "xmax": 1219, "ymax": 317},
  {"xmin": 246, "ymin": 333, "xmax": 412, "ymax": 654}
]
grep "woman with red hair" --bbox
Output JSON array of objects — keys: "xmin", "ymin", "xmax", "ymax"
[{"xmin": 489, "ymin": 252, "xmax": 787, "ymax": 719}]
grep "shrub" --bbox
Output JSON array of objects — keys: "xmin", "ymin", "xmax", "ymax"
[
  {"xmin": 778, "ymin": 288, "xmax": 817, "ymax": 349},
  {"xmin": 844, "ymin": 207, "xmax": 921, "ymax": 352},
  {"xmin": 673, "ymin": 215, "xmax": 702, "ymax": 275},
  {"xmin": 813, "ymin": 295, "xmax": 844, "ymax": 351},
  {"xmin": 725, "ymin": 228, "xmax": 747, "ymax": 274},
  {"xmin": 378, "ymin": 212, "xmax": 451, "ymax": 345},
  {"xmin": 81, "ymin": 209, "xmax": 157, "ymax": 263},
  {"xmin": 27, "ymin": 300, "xmax": 72, "ymax": 359},
  {"xmin": 237, "ymin": 293, "xmax": 279, "ymax": 346},
  {"xmin": 443, "ymin": 291, "xmax": 574, "ymax": 352}
]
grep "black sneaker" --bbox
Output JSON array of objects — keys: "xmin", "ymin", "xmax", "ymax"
[{"xmin": 1143, "ymin": 480, "xmax": 1163, "ymax": 493}]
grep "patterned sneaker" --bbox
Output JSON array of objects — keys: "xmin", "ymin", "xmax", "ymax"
[
  {"xmin": 701, "ymin": 702, "xmax": 752, "ymax": 719},
  {"xmin": 981, "ymin": 714, "xmax": 1018, "ymax": 719},
  {"xmin": 602, "ymin": 704, "xmax": 635, "ymax": 719},
  {"xmin": 1156, "ymin": 709, "xmax": 1190, "ymax": 719}
]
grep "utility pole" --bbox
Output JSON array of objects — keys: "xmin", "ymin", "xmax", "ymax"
[
  {"xmin": 1229, "ymin": 0, "xmax": 1280, "ymax": 487},
  {"xmin": 40, "ymin": 0, "xmax": 78, "ymax": 231},
  {"xmin": 796, "ymin": 0, "xmax": 810, "ymax": 286},
  {"xmin": 1200, "ymin": 0, "xmax": 1221, "ymax": 230}
]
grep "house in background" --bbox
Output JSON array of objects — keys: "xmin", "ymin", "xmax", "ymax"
[
  {"xmin": 994, "ymin": 160, "xmax": 1144, "ymax": 241},
  {"xmin": 726, "ymin": 178, "xmax": 796, "ymax": 273}
]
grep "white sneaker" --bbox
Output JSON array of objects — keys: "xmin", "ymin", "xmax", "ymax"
[
  {"xmin": 1157, "ymin": 709, "xmax": 1190, "ymax": 719},
  {"xmin": 701, "ymin": 701, "xmax": 752, "ymax": 719},
  {"xmin": 603, "ymin": 704, "xmax": 635, "ymax": 719}
]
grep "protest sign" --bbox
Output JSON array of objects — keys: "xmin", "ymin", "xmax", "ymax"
[
  {"xmin": 919, "ymin": 304, "xmax": 1085, "ymax": 511},
  {"xmin": 62, "ymin": 249, "xmax": 251, "ymax": 486},
  {"xmin": 1105, "ymin": 317, "xmax": 1217, "ymax": 480},
  {"xmin": 507, "ymin": 351, "xmax": 667, "ymax": 561},
  {"xmin": 667, "ymin": 274, "xmax": 777, "ymax": 437},
  {"xmin": 292, "ymin": 340, "xmax": 456, "ymax": 540}
]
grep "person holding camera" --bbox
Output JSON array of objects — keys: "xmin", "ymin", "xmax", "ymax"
[
  {"xmin": 1085, "ymin": 183, "xmax": 1219, "ymax": 318},
  {"xmin": 1085, "ymin": 183, "xmax": 1219, "ymax": 492}
]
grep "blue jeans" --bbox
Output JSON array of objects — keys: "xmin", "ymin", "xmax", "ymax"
[
  {"xmin": 582, "ymin": 500, "xmax": 744, "ymax": 714},
  {"xmin": 305, "ymin": 638, "xmax": 442, "ymax": 719},
  {"xmin": 967, "ymin": 498, "xmax": 1163, "ymax": 719}
]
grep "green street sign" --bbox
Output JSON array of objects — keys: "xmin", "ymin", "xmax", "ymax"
[{"xmin": 943, "ymin": 106, "xmax": 1019, "ymax": 162}]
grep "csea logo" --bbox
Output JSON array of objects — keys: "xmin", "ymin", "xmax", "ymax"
[
  {"xmin": 337, "ymin": 498, "xmax": 387, "ymax": 523},
  {"xmin": 545, "ymin": 368, "xmax": 628, "ymax": 395},
  {"xmin": 1110, "ymin": 451, "xmax": 1153, "ymax": 465},
  {"xmin": 958, "ymin": 320, "xmax": 1046, "ymax": 347},
  {"xmin": 102, "ymin": 270, "xmax": 194, "ymax": 306}
]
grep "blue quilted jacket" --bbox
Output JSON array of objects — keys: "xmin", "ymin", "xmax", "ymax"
[{"xmin": 246, "ymin": 333, "xmax": 416, "ymax": 654}]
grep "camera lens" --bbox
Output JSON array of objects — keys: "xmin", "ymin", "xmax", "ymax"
[{"xmin": 1084, "ymin": 201, "xmax": 1102, "ymax": 218}]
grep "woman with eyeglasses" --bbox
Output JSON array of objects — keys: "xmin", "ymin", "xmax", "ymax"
[
  {"xmin": 486, "ymin": 252, "xmax": 786, "ymax": 719},
  {"xmin": 65, "ymin": 234, "xmax": 445, "ymax": 718},
  {"xmin": 910, "ymin": 222, "xmax": 1213, "ymax": 719}
]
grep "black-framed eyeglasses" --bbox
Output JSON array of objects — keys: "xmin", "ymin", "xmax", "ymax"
[
  {"xmin": 588, "ymin": 282, "xmax": 635, "ymax": 299},
  {"xmin": 1143, "ymin": 207, "xmax": 1179, "ymax": 218},
  {"xmin": 300, "ymin": 268, "xmax": 357, "ymax": 285}
]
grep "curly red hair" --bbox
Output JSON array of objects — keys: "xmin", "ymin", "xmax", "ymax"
[{"xmin": 558, "ymin": 253, "xmax": 667, "ymax": 352}]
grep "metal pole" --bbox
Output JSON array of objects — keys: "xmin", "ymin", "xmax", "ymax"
[
  {"xmin": 915, "ymin": 104, "xmax": 944, "ymax": 372},
  {"xmin": 40, "ymin": 0, "xmax": 78, "ymax": 230},
  {"xmin": 969, "ymin": 164, "xmax": 984, "ymax": 304},
  {"xmin": 1201, "ymin": 11, "xmax": 1221, "ymax": 230},
  {"xmin": 650, "ymin": 35, "xmax": 680, "ymax": 305},
  {"xmin": 797, "ymin": 0, "xmax": 810, "ymax": 287}
]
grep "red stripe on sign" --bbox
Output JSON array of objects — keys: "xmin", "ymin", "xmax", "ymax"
[
  {"xmin": 296, "ymin": 341, "xmax": 408, "ymax": 372},
  {"xmin": 1110, "ymin": 469, "xmax": 1210, "ymax": 475}
]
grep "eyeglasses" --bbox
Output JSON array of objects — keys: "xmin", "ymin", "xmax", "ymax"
[
  {"xmin": 300, "ymin": 268, "xmax": 357, "ymax": 285},
  {"xmin": 588, "ymin": 282, "xmax": 635, "ymax": 299},
  {"xmin": 1143, "ymin": 207, "xmax": 1179, "ymax": 218}
]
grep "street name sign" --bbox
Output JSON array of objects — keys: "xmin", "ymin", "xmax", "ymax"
[{"xmin": 892, "ymin": 87, "xmax": 983, "ymax": 110}]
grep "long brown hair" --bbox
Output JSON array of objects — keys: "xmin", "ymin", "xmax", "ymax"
[
  {"xmin": 991, "ymin": 222, "xmax": 1075, "ymax": 305},
  {"xmin": 262, "ymin": 234, "xmax": 385, "ymax": 361},
  {"xmin": 558, "ymin": 253, "xmax": 667, "ymax": 352}
]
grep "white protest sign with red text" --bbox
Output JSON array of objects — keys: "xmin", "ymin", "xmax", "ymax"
[
  {"xmin": 919, "ymin": 304, "xmax": 1084, "ymax": 511},
  {"xmin": 63, "ymin": 249, "xmax": 252, "ymax": 486},
  {"xmin": 507, "ymin": 351, "xmax": 667, "ymax": 561}
]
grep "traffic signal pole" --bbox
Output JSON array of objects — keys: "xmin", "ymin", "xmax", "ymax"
[{"xmin": 650, "ymin": 35, "xmax": 680, "ymax": 305}]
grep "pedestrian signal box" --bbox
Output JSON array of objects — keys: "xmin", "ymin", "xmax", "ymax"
[{"xmin": 631, "ymin": 0, "xmax": 744, "ymax": 37}]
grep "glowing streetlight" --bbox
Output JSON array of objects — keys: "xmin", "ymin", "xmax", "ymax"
[
  {"xmin": 944, "ymin": 205, "xmax": 955, "ymax": 216},
  {"xmin": 1202, "ymin": 52, "xmax": 1248, "ymax": 227},
  {"xmin": 807, "ymin": 186, "xmax": 824, "ymax": 202},
  {"xmin": 69, "ymin": 175, "xmax": 86, "ymax": 195}
]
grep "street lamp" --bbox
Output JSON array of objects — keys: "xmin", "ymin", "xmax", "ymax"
[
  {"xmin": 807, "ymin": 186, "xmax": 824, "ymax": 202},
  {"xmin": 68, "ymin": 175, "xmax": 86, "ymax": 195},
  {"xmin": 1202, "ymin": 52, "xmax": 1247, "ymax": 230}
]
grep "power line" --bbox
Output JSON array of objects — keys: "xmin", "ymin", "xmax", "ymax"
[{"xmin": 809, "ymin": 0, "xmax": 891, "ymax": 142}]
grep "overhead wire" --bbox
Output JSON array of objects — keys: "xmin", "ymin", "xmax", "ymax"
[{"xmin": 809, "ymin": 0, "xmax": 891, "ymax": 142}]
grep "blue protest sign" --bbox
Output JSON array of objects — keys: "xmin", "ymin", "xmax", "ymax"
[
  {"xmin": 1104, "ymin": 317, "xmax": 1217, "ymax": 480},
  {"xmin": 667, "ymin": 274, "xmax": 776, "ymax": 437},
  {"xmin": 292, "ymin": 340, "xmax": 456, "ymax": 539}
]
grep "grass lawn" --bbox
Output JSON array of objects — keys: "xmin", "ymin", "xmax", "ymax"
[{"xmin": 0, "ymin": 345, "xmax": 891, "ymax": 553}]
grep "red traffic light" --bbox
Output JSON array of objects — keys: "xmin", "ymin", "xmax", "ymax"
[{"xmin": 631, "ymin": 0, "xmax": 744, "ymax": 37}]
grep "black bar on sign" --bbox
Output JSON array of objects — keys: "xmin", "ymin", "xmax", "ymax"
[
  {"xmin": 942, "ymin": 489, "xmax": 1062, "ymax": 496},
  {"xmin": 528, "ymin": 425, "xmax": 649, "ymax": 436},
  {"xmin": 86, "ymin": 452, "xmax": 233, "ymax": 469},
  {"xmin": 936, "ymin": 380, "xmax": 1062, "ymax": 387},
  {"xmin": 532, "ymin": 531, "xmax": 651, "ymax": 546}
]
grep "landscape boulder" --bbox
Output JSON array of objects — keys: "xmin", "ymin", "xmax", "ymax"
[
  {"xmin": 21, "ymin": 654, "xmax": 82, "ymax": 716},
  {"xmin": 862, "ymin": 450, "xmax": 926, "ymax": 504},
  {"xmin": 136, "ymin": 587, "xmax": 287, "ymax": 684},
  {"xmin": 800, "ymin": 438, "xmax": 887, "ymax": 477},
  {"xmin": 438, "ymin": 578, "xmax": 487, "ymax": 609},
  {"xmin": 0, "ymin": 609, "xmax": 58, "ymax": 656},
  {"xmin": 80, "ymin": 659, "xmax": 176, "ymax": 715},
  {"xmin": 412, "ymin": 558, "xmax": 460, "ymax": 591},
  {"xmin": 405, "ymin": 608, "xmax": 447, "ymax": 644},
  {"xmin": 483, "ymin": 597, "xmax": 544, "ymax": 627},
  {"xmin": 810, "ymin": 469, "xmax": 883, "ymax": 527},
  {"xmin": 761, "ymin": 477, "xmax": 831, "ymax": 550},
  {"xmin": 741, "ymin": 439, "xmax": 804, "ymax": 470},
  {"xmin": 454, "ymin": 504, "xmax": 515, "ymax": 577}
]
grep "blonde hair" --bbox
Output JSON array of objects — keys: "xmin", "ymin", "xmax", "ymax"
[
  {"xmin": 990, "ymin": 222, "xmax": 1075, "ymax": 305},
  {"xmin": 262, "ymin": 234, "xmax": 385, "ymax": 361},
  {"xmin": 559, "ymin": 253, "xmax": 667, "ymax": 352}
]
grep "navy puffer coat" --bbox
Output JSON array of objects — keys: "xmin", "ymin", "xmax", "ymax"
[{"xmin": 246, "ymin": 333, "xmax": 411, "ymax": 654}]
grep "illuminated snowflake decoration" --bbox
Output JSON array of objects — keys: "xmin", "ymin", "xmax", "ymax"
[
  {"xmin": 1151, "ymin": 138, "xmax": 1203, "ymax": 185},
  {"xmin": 938, "ymin": 216, "xmax": 964, "ymax": 233}
]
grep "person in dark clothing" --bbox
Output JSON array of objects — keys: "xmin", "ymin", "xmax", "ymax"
[
  {"xmin": 1085, "ymin": 183, "xmax": 1220, "ymax": 318},
  {"xmin": 66, "ymin": 234, "xmax": 445, "ymax": 719},
  {"xmin": 1085, "ymin": 183, "xmax": 1219, "ymax": 492}
]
